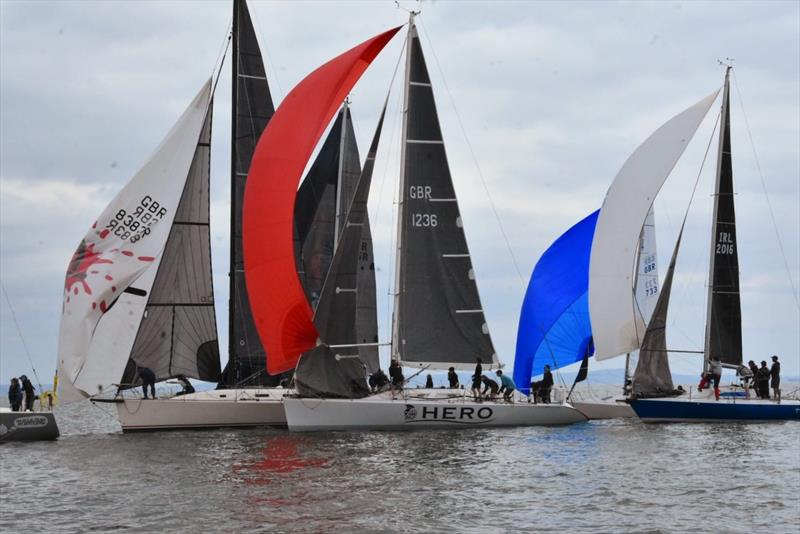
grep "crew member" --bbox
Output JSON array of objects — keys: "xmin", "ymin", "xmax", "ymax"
[
  {"xmin": 447, "ymin": 367, "xmax": 459, "ymax": 389},
  {"xmin": 139, "ymin": 367, "xmax": 157, "ymax": 400},
  {"xmin": 756, "ymin": 361, "xmax": 771, "ymax": 400},
  {"xmin": 369, "ymin": 369, "xmax": 389, "ymax": 392},
  {"xmin": 425, "ymin": 374, "xmax": 434, "ymax": 389},
  {"xmin": 748, "ymin": 360, "xmax": 760, "ymax": 397},
  {"xmin": 8, "ymin": 377, "xmax": 22, "ymax": 412},
  {"xmin": 541, "ymin": 365, "xmax": 554, "ymax": 404},
  {"xmin": 736, "ymin": 364, "xmax": 754, "ymax": 398},
  {"xmin": 175, "ymin": 375, "xmax": 195, "ymax": 396},
  {"xmin": 471, "ymin": 358, "xmax": 483, "ymax": 401},
  {"xmin": 19, "ymin": 375, "xmax": 35, "ymax": 411},
  {"xmin": 389, "ymin": 360, "xmax": 404, "ymax": 391},
  {"xmin": 770, "ymin": 355, "xmax": 781, "ymax": 400},
  {"xmin": 708, "ymin": 356, "xmax": 722, "ymax": 400},
  {"xmin": 496, "ymin": 370, "xmax": 516, "ymax": 402},
  {"xmin": 480, "ymin": 375, "xmax": 499, "ymax": 400}
]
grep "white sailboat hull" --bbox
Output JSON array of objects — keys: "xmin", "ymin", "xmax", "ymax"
[
  {"xmin": 109, "ymin": 388, "xmax": 287, "ymax": 432},
  {"xmin": 284, "ymin": 390, "xmax": 587, "ymax": 431},
  {"xmin": 572, "ymin": 397, "xmax": 635, "ymax": 419}
]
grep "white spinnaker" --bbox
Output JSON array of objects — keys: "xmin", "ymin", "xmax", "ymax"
[
  {"xmin": 589, "ymin": 90, "xmax": 719, "ymax": 361},
  {"xmin": 57, "ymin": 80, "xmax": 212, "ymax": 403}
]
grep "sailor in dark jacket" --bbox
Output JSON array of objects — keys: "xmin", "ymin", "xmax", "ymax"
[
  {"xmin": 755, "ymin": 361, "xmax": 771, "ymax": 400},
  {"xmin": 770, "ymin": 355, "xmax": 781, "ymax": 399},
  {"xmin": 19, "ymin": 375, "xmax": 35, "ymax": 411},
  {"xmin": 480, "ymin": 375, "xmax": 499, "ymax": 400},
  {"xmin": 139, "ymin": 367, "xmax": 157, "ymax": 399},
  {"xmin": 388, "ymin": 360, "xmax": 404, "ymax": 390},
  {"xmin": 8, "ymin": 377, "xmax": 23, "ymax": 412}
]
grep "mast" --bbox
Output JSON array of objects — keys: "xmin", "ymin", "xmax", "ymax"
[
  {"xmin": 702, "ymin": 66, "xmax": 742, "ymax": 371},
  {"xmin": 334, "ymin": 100, "xmax": 350, "ymax": 249},
  {"xmin": 227, "ymin": 0, "xmax": 240, "ymax": 383},
  {"xmin": 390, "ymin": 13, "xmax": 415, "ymax": 359}
]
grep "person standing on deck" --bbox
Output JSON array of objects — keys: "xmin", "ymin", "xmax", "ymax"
[
  {"xmin": 756, "ymin": 361, "xmax": 771, "ymax": 400},
  {"xmin": 541, "ymin": 365, "xmax": 554, "ymax": 404},
  {"xmin": 19, "ymin": 375, "xmax": 35, "ymax": 411},
  {"xmin": 708, "ymin": 356, "xmax": 722, "ymax": 401},
  {"xmin": 424, "ymin": 374, "xmax": 434, "ymax": 389},
  {"xmin": 139, "ymin": 367, "xmax": 157, "ymax": 399},
  {"xmin": 471, "ymin": 358, "xmax": 483, "ymax": 401},
  {"xmin": 496, "ymin": 370, "xmax": 516, "ymax": 402},
  {"xmin": 736, "ymin": 364, "xmax": 754, "ymax": 398},
  {"xmin": 770, "ymin": 355, "xmax": 781, "ymax": 400},
  {"xmin": 447, "ymin": 367, "xmax": 459, "ymax": 389},
  {"xmin": 389, "ymin": 360, "xmax": 404, "ymax": 391},
  {"xmin": 8, "ymin": 377, "xmax": 22, "ymax": 412},
  {"xmin": 748, "ymin": 360, "xmax": 760, "ymax": 398}
]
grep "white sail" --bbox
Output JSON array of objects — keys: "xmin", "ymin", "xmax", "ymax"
[
  {"xmin": 57, "ymin": 80, "xmax": 213, "ymax": 403},
  {"xmin": 589, "ymin": 90, "xmax": 718, "ymax": 361}
]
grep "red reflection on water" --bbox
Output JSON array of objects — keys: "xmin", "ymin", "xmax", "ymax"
[{"xmin": 233, "ymin": 435, "xmax": 327, "ymax": 488}]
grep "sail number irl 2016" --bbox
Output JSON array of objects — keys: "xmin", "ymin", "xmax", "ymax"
[
  {"xmin": 409, "ymin": 186, "xmax": 438, "ymax": 227},
  {"xmin": 103, "ymin": 196, "xmax": 168, "ymax": 244},
  {"xmin": 716, "ymin": 231, "xmax": 735, "ymax": 255}
]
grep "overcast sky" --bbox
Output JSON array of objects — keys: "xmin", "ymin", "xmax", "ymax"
[{"xmin": 1, "ymin": 0, "xmax": 798, "ymax": 386}]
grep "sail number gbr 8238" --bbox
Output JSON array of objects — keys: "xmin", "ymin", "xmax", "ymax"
[{"xmin": 409, "ymin": 185, "xmax": 438, "ymax": 227}]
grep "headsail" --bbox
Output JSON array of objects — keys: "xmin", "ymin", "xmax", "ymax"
[
  {"xmin": 392, "ymin": 22, "xmax": 497, "ymax": 370},
  {"xmin": 243, "ymin": 27, "xmax": 401, "ymax": 375},
  {"xmin": 221, "ymin": 0, "xmax": 278, "ymax": 387},
  {"xmin": 589, "ymin": 90, "xmax": 719, "ymax": 361},
  {"xmin": 513, "ymin": 210, "xmax": 598, "ymax": 394},
  {"xmin": 57, "ymin": 80, "xmax": 213, "ymax": 403},
  {"xmin": 632, "ymin": 226, "xmax": 682, "ymax": 397},
  {"xmin": 294, "ymin": 105, "xmax": 388, "ymax": 398},
  {"xmin": 120, "ymin": 106, "xmax": 220, "ymax": 387},
  {"xmin": 704, "ymin": 68, "xmax": 742, "ymax": 368}
]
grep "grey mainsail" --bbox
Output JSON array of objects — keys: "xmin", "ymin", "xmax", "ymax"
[
  {"xmin": 392, "ymin": 23, "xmax": 497, "ymax": 370},
  {"xmin": 122, "ymin": 107, "xmax": 220, "ymax": 385},
  {"xmin": 704, "ymin": 67, "xmax": 742, "ymax": 368},
  {"xmin": 220, "ymin": 0, "xmax": 277, "ymax": 387},
  {"xmin": 295, "ymin": 105, "xmax": 387, "ymax": 398}
]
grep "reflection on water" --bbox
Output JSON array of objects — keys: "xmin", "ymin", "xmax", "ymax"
[{"xmin": 0, "ymin": 400, "xmax": 797, "ymax": 533}]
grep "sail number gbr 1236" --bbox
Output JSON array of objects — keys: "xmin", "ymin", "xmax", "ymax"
[{"xmin": 409, "ymin": 185, "xmax": 438, "ymax": 228}]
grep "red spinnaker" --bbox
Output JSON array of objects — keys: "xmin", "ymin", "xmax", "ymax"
[{"xmin": 243, "ymin": 26, "xmax": 401, "ymax": 375}]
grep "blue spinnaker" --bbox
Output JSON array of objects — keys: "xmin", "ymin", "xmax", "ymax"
[{"xmin": 513, "ymin": 210, "xmax": 599, "ymax": 394}]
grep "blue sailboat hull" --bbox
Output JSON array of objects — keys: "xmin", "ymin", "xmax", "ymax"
[{"xmin": 630, "ymin": 398, "xmax": 800, "ymax": 423}]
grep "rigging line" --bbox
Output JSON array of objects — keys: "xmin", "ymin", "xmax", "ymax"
[
  {"xmin": 211, "ymin": 23, "xmax": 233, "ymax": 99},
  {"xmin": 1, "ymin": 282, "xmax": 43, "ymax": 391},
  {"xmin": 731, "ymin": 69, "xmax": 800, "ymax": 311},
  {"xmin": 416, "ymin": 17, "xmax": 526, "ymax": 289}
]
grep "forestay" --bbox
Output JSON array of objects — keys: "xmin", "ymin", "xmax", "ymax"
[
  {"xmin": 589, "ymin": 90, "xmax": 719, "ymax": 361},
  {"xmin": 57, "ymin": 81, "xmax": 213, "ymax": 403},
  {"xmin": 393, "ymin": 23, "xmax": 497, "ymax": 370}
]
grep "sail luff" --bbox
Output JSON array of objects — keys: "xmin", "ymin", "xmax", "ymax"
[
  {"xmin": 390, "ymin": 19, "xmax": 414, "ymax": 361},
  {"xmin": 334, "ymin": 101, "xmax": 349, "ymax": 249},
  {"xmin": 703, "ymin": 67, "xmax": 742, "ymax": 368}
]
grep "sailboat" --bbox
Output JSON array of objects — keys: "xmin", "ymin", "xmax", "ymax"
[
  {"xmin": 513, "ymin": 208, "xmax": 659, "ymax": 419},
  {"xmin": 55, "ymin": 0, "xmax": 371, "ymax": 431},
  {"xmin": 589, "ymin": 67, "xmax": 799, "ymax": 422},
  {"xmin": 242, "ymin": 15, "xmax": 587, "ymax": 430}
]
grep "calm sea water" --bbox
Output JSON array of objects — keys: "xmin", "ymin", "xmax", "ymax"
[{"xmin": 1, "ymin": 395, "xmax": 798, "ymax": 533}]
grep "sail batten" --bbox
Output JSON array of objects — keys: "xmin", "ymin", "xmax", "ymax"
[{"xmin": 392, "ymin": 23, "xmax": 497, "ymax": 369}]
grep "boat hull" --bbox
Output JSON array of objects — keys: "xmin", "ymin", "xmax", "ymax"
[
  {"xmin": 0, "ymin": 409, "xmax": 60, "ymax": 442},
  {"xmin": 109, "ymin": 388, "xmax": 287, "ymax": 432},
  {"xmin": 284, "ymin": 394, "xmax": 587, "ymax": 431},
  {"xmin": 572, "ymin": 399, "xmax": 635, "ymax": 419},
  {"xmin": 630, "ymin": 397, "xmax": 800, "ymax": 423}
]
